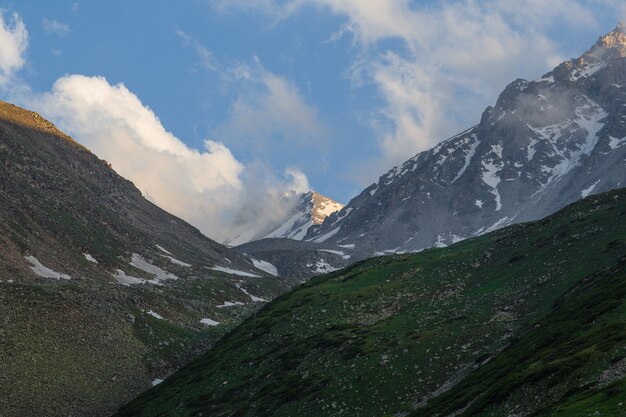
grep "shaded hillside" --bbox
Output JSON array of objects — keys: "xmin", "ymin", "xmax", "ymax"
[
  {"xmin": 235, "ymin": 238, "xmax": 370, "ymax": 279},
  {"xmin": 0, "ymin": 100, "xmax": 289, "ymax": 417},
  {"xmin": 117, "ymin": 188, "xmax": 626, "ymax": 417}
]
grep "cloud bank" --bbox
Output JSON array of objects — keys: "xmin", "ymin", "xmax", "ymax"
[{"xmin": 24, "ymin": 74, "xmax": 313, "ymax": 242}]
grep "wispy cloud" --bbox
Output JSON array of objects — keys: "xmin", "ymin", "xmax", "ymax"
[
  {"xmin": 42, "ymin": 18, "xmax": 71, "ymax": 36},
  {"xmin": 175, "ymin": 29, "xmax": 217, "ymax": 71},
  {"xmin": 174, "ymin": 30, "xmax": 329, "ymax": 158},
  {"xmin": 0, "ymin": 11, "xmax": 28, "ymax": 84},
  {"xmin": 214, "ymin": 58, "xmax": 328, "ymax": 154}
]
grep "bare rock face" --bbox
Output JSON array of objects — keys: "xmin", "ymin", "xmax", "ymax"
[
  {"xmin": 305, "ymin": 24, "xmax": 626, "ymax": 254},
  {"xmin": 311, "ymin": 191, "xmax": 344, "ymax": 225}
]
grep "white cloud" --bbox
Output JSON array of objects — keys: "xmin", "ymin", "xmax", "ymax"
[
  {"xmin": 0, "ymin": 11, "xmax": 28, "ymax": 84},
  {"xmin": 23, "ymin": 75, "xmax": 310, "ymax": 242},
  {"xmin": 215, "ymin": 67, "xmax": 327, "ymax": 152},
  {"xmin": 42, "ymin": 19, "xmax": 71, "ymax": 36}
]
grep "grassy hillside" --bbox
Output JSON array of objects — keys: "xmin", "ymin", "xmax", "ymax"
[{"xmin": 117, "ymin": 189, "xmax": 626, "ymax": 417}]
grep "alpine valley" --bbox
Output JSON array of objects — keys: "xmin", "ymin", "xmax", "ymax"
[
  {"xmin": 115, "ymin": 24, "xmax": 626, "ymax": 417},
  {"xmin": 1, "ymin": 17, "xmax": 626, "ymax": 417},
  {"xmin": 226, "ymin": 23, "xmax": 626, "ymax": 281}
]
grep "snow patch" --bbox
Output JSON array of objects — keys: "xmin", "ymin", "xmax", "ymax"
[
  {"xmin": 434, "ymin": 235, "xmax": 447, "ymax": 248},
  {"xmin": 217, "ymin": 301, "xmax": 246, "ymax": 308},
  {"xmin": 452, "ymin": 135, "xmax": 480, "ymax": 183},
  {"xmin": 481, "ymin": 145, "xmax": 504, "ymax": 211},
  {"xmin": 483, "ymin": 217, "xmax": 513, "ymax": 234},
  {"xmin": 570, "ymin": 60, "xmax": 607, "ymax": 81},
  {"xmin": 155, "ymin": 244, "xmax": 172, "ymax": 255},
  {"xmin": 475, "ymin": 200, "xmax": 484, "ymax": 208},
  {"xmin": 25, "ymin": 256, "xmax": 70, "ymax": 280},
  {"xmin": 320, "ymin": 249, "xmax": 351, "ymax": 260},
  {"xmin": 306, "ymin": 259, "xmax": 339, "ymax": 274},
  {"xmin": 152, "ymin": 378, "xmax": 164, "ymax": 386},
  {"xmin": 83, "ymin": 253, "xmax": 98, "ymax": 264},
  {"xmin": 581, "ymin": 180, "xmax": 601, "ymax": 198},
  {"xmin": 236, "ymin": 283, "xmax": 267, "ymax": 302},
  {"xmin": 200, "ymin": 318, "xmax": 220, "ymax": 326},
  {"xmin": 526, "ymin": 138, "xmax": 538, "ymax": 161},
  {"xmin": 533, "ymin": 100, "xmax": 607, "ymax": 194},
  {"xmin": 112, "ymin": 269, "xmax": 162, "ymax": 286},
  {"xmin": 310, "ymin": 226, "xmax": 341, "ymax": 243},
  {"xmin": 146, "ymin": 310, "xmax": 164, "ymax": 320},
  {"xmin": 209, "ymin": 266, "xmax": 260, "ymax": 277},
  {"xmin": 251, "ymin": 258, "xmax": 278, "ymax": 276},
  {"xmin": 131, "ymin": 253, "xmax": 179, "ymax": 281},
  {"xmin": 265, "ymin": 209, "xmax": 311, "ymax": 240},
  {"xmin": 609, "ymin": 136, "xmax": 626, "ymax": 149},
  {"xmin": 160, "ymin": 254, "xmax": 192, "ymax": 267},
  {"xmin": 338, "ymin": 243, "xmax": 355, "ymax": 249}
]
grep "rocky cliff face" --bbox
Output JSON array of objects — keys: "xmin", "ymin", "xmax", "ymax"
[
  {"xmin": 0, "ymin": 100, "xmax": 288, "ymax": 417},
  {"xmin": 306, "ymin": 25, "xmax": 626, "ymax": 254}
]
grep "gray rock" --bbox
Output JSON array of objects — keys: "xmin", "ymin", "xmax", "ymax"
[{"xmin": 305, "ymin": 24, "xmax": 626, "ymax": 254}]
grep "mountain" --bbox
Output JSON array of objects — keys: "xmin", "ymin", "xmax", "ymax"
[
  {"xmin": 0, "ymin": 100, "xmax": 290, "ymax": 417},
  {"xmin": 305, "ymin": 24, "xmax": 626, "ymax": 254},
  {"xmin": 226, "ymin": 191, "xmax": 343, "ymax": 246},
  {"xmin": 262, "ymin": 191, "xmax": 344, "ymax": 240},
  {"xmin": 116, "ymin": 187, "xmax": 626, "ymax": 417},
  {"xmin": 235, "ymin": 237, "xmax": 370, "ymax": 280}
]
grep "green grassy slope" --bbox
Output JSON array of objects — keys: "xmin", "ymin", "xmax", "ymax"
[{"xmin": 116, "ymin": 189, "xmax": 626, "ymax": 417}]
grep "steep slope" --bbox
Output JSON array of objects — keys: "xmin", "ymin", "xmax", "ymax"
[
  {"xmin": 0, "ymin": 100, "xmax": 289, "ymax": 417},
  {"xmin": 116, "ymin": 188, "xmax": 626, "ymax": 417},
  {"xmin": 306, "ymin": 24, "xmax": 626, "ymax": 254},
  {"xmin": 226, "ymin": 191, "xmax": 343, "ymax": 246}
]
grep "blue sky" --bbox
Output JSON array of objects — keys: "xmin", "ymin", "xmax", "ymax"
[{"xmin": 0, "ymin": 1, "xmax": 624, "ymax": 241}]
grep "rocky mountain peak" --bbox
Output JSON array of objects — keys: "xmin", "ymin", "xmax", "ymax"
[
  {"xmin": 310, "ymin": 191, "xmax": 344, "ymax": 225},
  {"xmin": 594, "ymin": 22, "xmax": 626, "ymax": 57},
  {"xmin": 304, "ymin": 24, "xmax": 626, "ymax": 253}
]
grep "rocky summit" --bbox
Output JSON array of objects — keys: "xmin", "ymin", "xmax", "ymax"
[
  {"xmin": 305, "ymin": 24, "xmax": 626, "ymax": 254},
  {"xmin": 226, "ymin": 190, "xmax": 343, "ymax": 246},
  {"xmin": 0, "ymin": 100, "xmax": 289, "ymax": 417}
]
